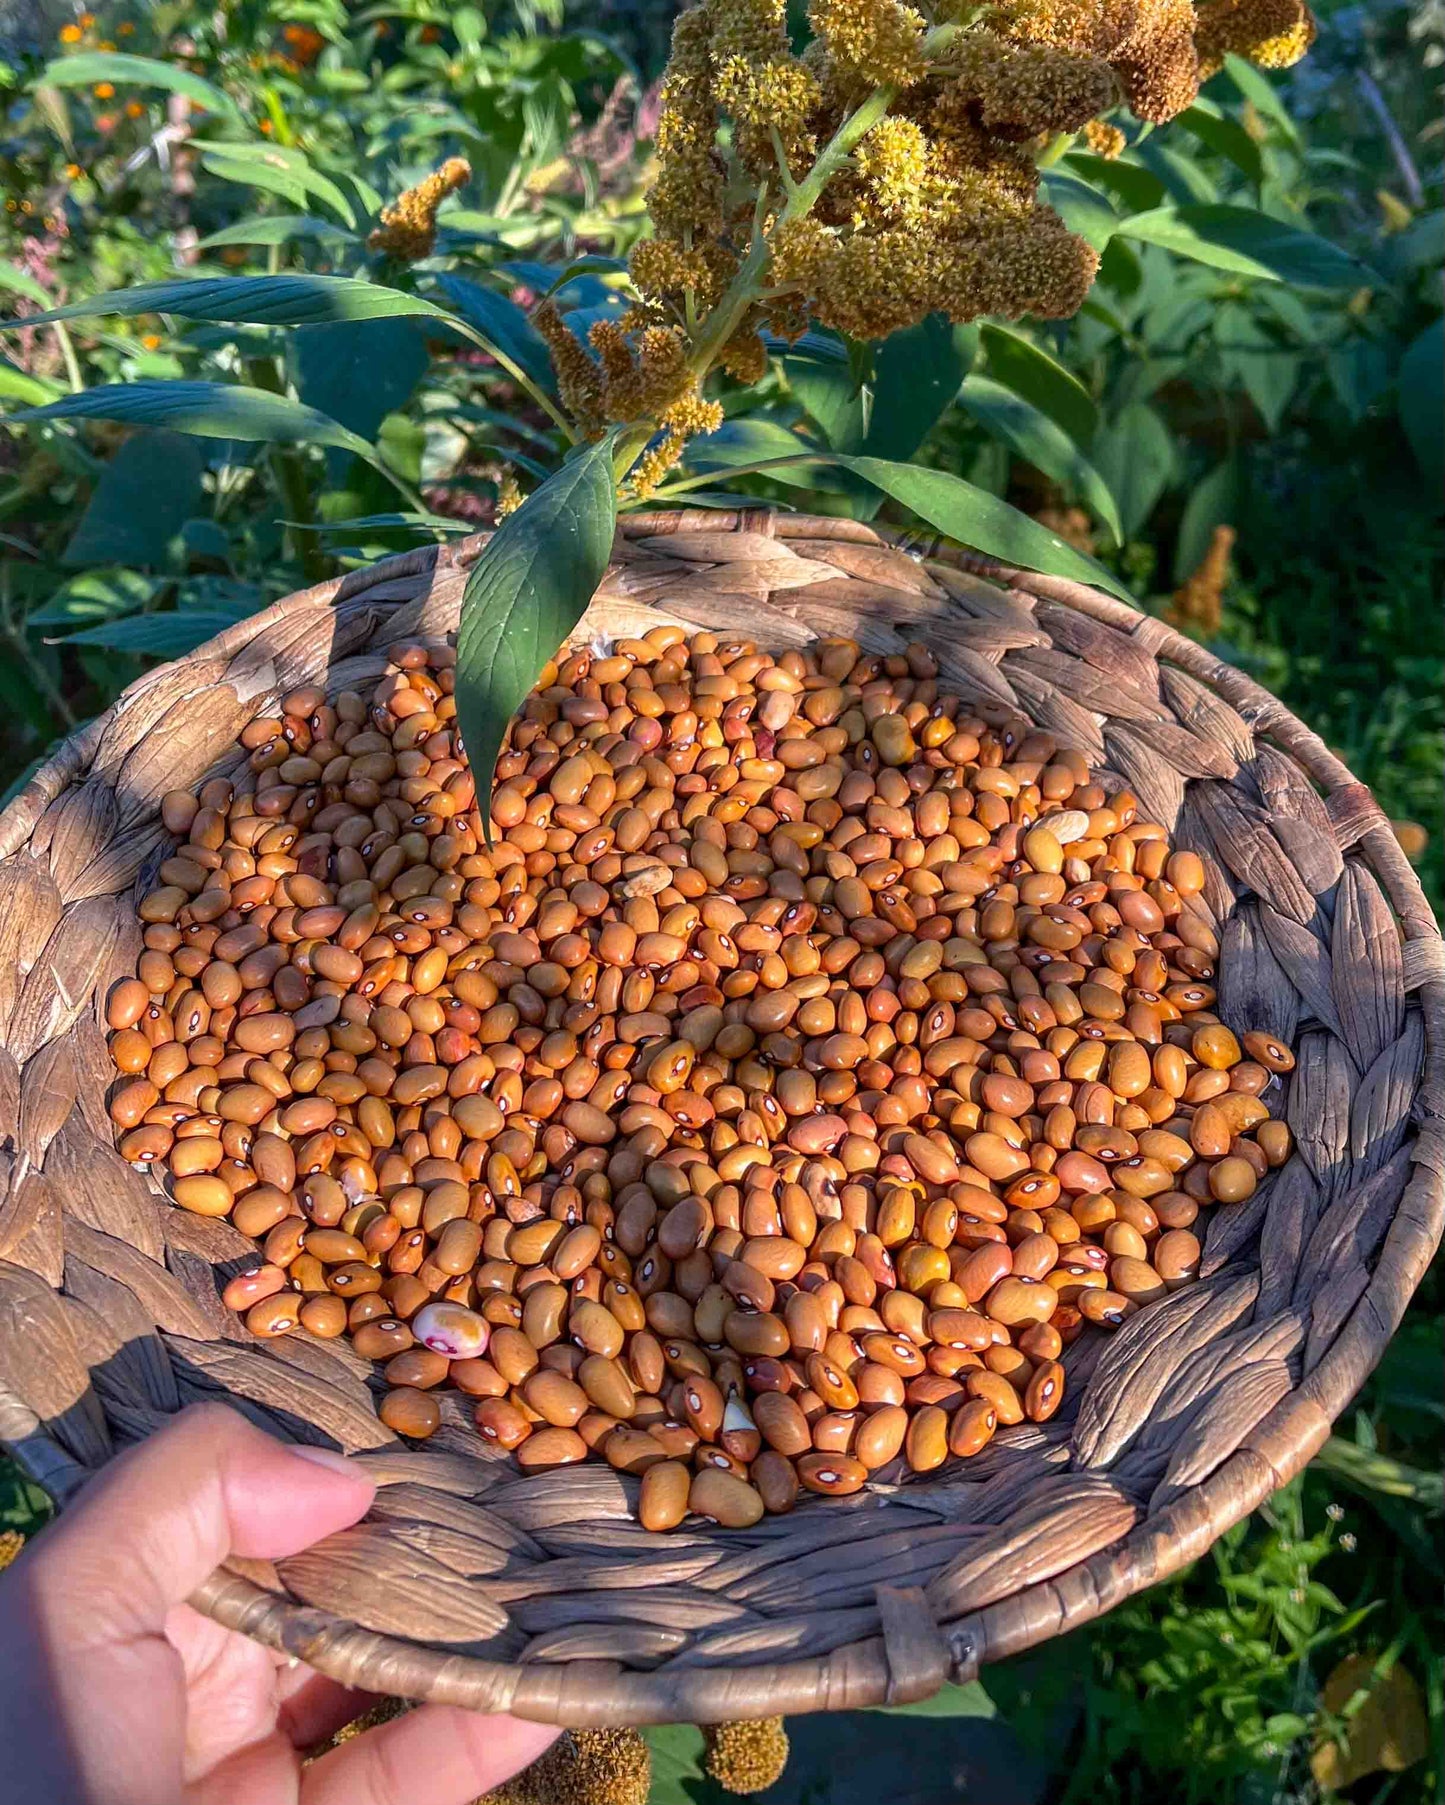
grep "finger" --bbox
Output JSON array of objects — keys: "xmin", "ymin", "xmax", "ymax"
[
  {"xmin": 164, "ymin": 1603, "xmax": 284, "ymax": 1782},
  {"xmin": 302, "ymin": 1703, "xmax": 560, "ymax": 1805},
  {"xmin": 27, "ymin": 1402, "xmax": 375, "ymax": 1645},
  {"xmin": 10, "ymin": 1404, "xmax": 374, "ymax": 1805},
  {"xmin": 275, "ymin": 1668, "xmax": 382, "ymax": 1750}
]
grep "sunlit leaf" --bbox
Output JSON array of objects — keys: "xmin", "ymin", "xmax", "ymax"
[
  {"xmin": 981, "ymin": 323, "xmax": 1098, "ymax": 446},
  {"xmin": 197, "ymin": 215, "xmax": 361, "ymax": 250},
  {"xmin": 957, "ymin": 376, "xmax": 1122, "ymax": 546},
  {"xmin": 835, "ymin": 455, "xmax": 1133, "ymax": 599},
  {"xmin": 8, "ymin": 274, "xmax": 449, "ymax": 331},
  {"xmin": 36, "ymin": 51, "xmax": 239, "ymax": 120},
  {"xmin": 454, "ymin": 435, "xmax": 618, "ymax": 816},
  {"xmin": 10, "ymin": 381, "xmax": 374, "ymax": 458},
  {"xmin": 1118, "ymin": 205, "xmax": 1378, "ymax": 288}
]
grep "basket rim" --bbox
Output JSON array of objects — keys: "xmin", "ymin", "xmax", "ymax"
[{"xmin": 2, "ymin": 508, "xmax": 1441, "ymax": 1725}]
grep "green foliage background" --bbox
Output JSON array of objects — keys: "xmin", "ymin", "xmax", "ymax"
[{"xmin": 0, "ymin": 1, "xmax": 1440, "ymax": 1800}]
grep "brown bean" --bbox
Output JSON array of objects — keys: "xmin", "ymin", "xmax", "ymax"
[
  {"xmin": 106, "ymin": 635, "xmax": 1294, "ymax": 1533},
  {"xmin": 688, "ymin": 1467, "xmax": 764, "ymax": 1527},
  {"xmin": 639, "ymin": 1460, "xmax": 692, "ymax": 1531}
]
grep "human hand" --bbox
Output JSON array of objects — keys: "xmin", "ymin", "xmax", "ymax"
[{"xmin": 0, "ymin": 1403, "xmax": 557, "ymax": 1805}]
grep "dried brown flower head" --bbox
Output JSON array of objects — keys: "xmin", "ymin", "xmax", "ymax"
[
  {"xmin": 368, "ymin": 157, "xmax": 471, "ymax": 261},
  {"xmin": 703, "ymin": 1718, "xmax": 791, "ymax": 1793},
  {"xmin": 480, "ymin": 1728, "xmax": 652, "ymax": 1805},
  {"xmin": 1195, "ymin": 0, "xmax": 1317, "ymax": 73}
]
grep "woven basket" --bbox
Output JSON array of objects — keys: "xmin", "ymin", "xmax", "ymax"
[{"xmin": 0, "ymin": 509, "xmax": 1439, "ymax": 1727}]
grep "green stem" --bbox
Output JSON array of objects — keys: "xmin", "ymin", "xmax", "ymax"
[
  {"xmin": 244, "ymin": 357, "xmax": 329, "ymax": 583},
  {"xmin": 446, "ymin": 318, "xmax": 578, "ymax": 442},
  {"xmin": 53, "ymin": 323, "xmax": 83, "ymax": 394}
]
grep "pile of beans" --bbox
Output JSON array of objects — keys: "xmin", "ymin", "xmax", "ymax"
[{"xmin": 106, "ymin": 630, "xmax": 1295, "ymax": 1530}]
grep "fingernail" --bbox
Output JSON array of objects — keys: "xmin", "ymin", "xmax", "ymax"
[{"xmin": 290, "ymin": 1444, "xmax": 362, "ymax": 1479}]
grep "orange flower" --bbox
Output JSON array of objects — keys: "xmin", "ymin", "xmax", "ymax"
[
  {"xmin": 59, "ymin": 22, "xmax": 82, "ymax": 42},
  {"xmin": 141, "ymin": 333, "xmax": 163, "ymax": 350},
  {"xmin": 96, "ymin": 113, "xmax": 116, "ymax": 131},
  {"xmin": 79, "ymin": 10, "xmax": 96, "ymax": 23},
  {"xmin": 125, "ymin": 99, "xmax": 144, "ymax": 118},
  {"xmin": 64, "ymin": 162, "xmax": 83, "ymax": 180},
  {"xmin": 93, "ymin": 80, "xmax": 114, "ymax": 98},
  {"xmin": 259, "ymin": 118, "xmax": 273, "ymax": 133}
]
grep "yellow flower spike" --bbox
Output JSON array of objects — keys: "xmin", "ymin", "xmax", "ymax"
[
  {"xmin": 1082, "ymin": 117, "xmax": 1126, "ymax": 157},
  {"xmin": 1111, "ymin": 0, "xmax": 1201, "ymax": 123},
  {"xmin": 1167, "ymin": 522, "xmax": 1235, "ymax": 635},
  {"xmin": 808, "ymin": 0, "xmax": 928, "ymax": 88},
  {"xmin": 855, "ymin": 116, "xmax": 928, "ymax": 218},
  {"xmin": 496, "ymin": 470, "xmax": 524, "ymax": 518},
  {"xmin": 535, "ymin": 300, "xmax": 606, "ymax": 436},
  {"xmin": 0, "ymin": 1530, "xmax": 24, "ymax": 1573},
  {"xmin": 1194, "ymin": 0, "xmax": 1317, "ymax": 72},
  {"xmin": 703, "ymin": 1719, "xmax": 791, "ymax": 1794},
  {"xmin": 478, "ymin": 1727, "xmax": 652, "ymax": 1805},
  {"xmin": 719, "ymin": 327, "xmax": 769, "ymax": 382},
  {"xmin": 648, "ymin": 5, "xmax": 727, "ymax": 238},
  {"xmin": 367, "ymin": 156, "xmax": 472, "ymax": 262},
  {"xmin": 942, "ymin": 29, "xmax": 1118, "ymax": 136}
]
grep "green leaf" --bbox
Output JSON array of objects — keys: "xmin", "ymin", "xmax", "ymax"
[
  {"xmin": 1042, "ymin": 170, "xmax": 1120, "ymax": 252},
  {"xmin": 865, "ymin": 315, "xmax": 976, "ymax": 461},
  {"xmin": 10, "ymin": 382, "xmax": 374, "ymax": 458},
  {"xmin": 643, "ymin": 1723, "xmax": 709, "ymax": 1805},
  {"xmin": 63, "ymin": 612, "xmax": 246, "ymax": 655},
  {"xmin": 1064, "ymin": 152, "xmax": 1166, "ymax": 215},
  {"xmin": 294, "ymin": 317, "xmax": 430, "ymax": 444},
  {"xmin": 194, "ymin": 142, "xmax": 357, "ymax": 227},
  {"xmin": 36, "ymin": 51, "xmax": 239, "ymax": 121},
  {"xmin": 786, "ymin": 355, "xmax": 866, "ymax": 452},
  {"xmin": 196, "ymin": 215, "xmax": 360, "ymax": 250},
  {"xmin": 432, "ymin": 274, "xmax": 556, "ymax": 392},
  {"xmin": 1118, "ymin": 206, "xmax": 1377, "ymax": 289},
  {"xmin": 455, "ymin": 435, "xmax": 618, "ymax": 812},
  {"xmin": 871, "ymin": 1680, "xmax": 997, "ymax": 1719},
  {"xmin": 835, "ymin": 456, "xmax": 1132, "ymax": 599},
  {"xmin": 1090, "ymin": 402, "xmax": 1175, "ymax": 537},
  {"xmin": 1222, "ymin": 54, "xmax": 1300, "ymax": 146},
  {"xmin": 1174, "ymin": 457, "xmax": 1240, "ymax": 584},
  {"xmin": 956, "ymin": 376, "xmax": 1122, "ymax": 547},
  {"xmin": 9, "ymin": 275, "xmax": 449, "ymax": 332},
  {"xmin": 0, "ymin": 359, "xmax": 61, "ymax": 406},
  {"xmin": 1133, "ymin": 139, "xmax": 1220, "ymax": 206},
  {"xmin": 28, "ymin": 568, "xmax": 160, "ymax": 631},
  {"xmin": 683, "ymin": 418, "xmax": 840, "ymax": 492},
  {"xmin": 1397, "ymin": 323, "xmax": 1443, "ymax": 495},
  {"xmin": 1177, "ymin": 101, "xmax": 1264, "ymax": 187},
  {"xmin": 980, "ymin": 323, "xmax": 1098, "ymax": 446},
  {"xmin": 63, "ymin": 430, "xmax": 205, "ymax": 569},
  {"xmin": 1215, "ymin": 306, "xmax": 1298, "ymax": 431}
]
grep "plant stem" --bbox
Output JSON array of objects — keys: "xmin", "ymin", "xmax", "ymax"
[
  {"xmin": 244, "ymin": 357, "xmax": 329, "ymax": 583},
  {"xmin": 53, "ymin": 323, "xmax": 83, "ymax": 394},
  {"xmin": 608, "ymin": 25, "xmax": 968, "ymax": 495}
]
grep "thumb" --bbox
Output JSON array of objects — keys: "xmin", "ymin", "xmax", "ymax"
[
  {"xmin": 24, "ymin": 1402, "xmax": 376, "ymax": 1645},
  {"xmin": 2, "ymin": 1405, "xmax": 375, "ymax": 1805}
]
